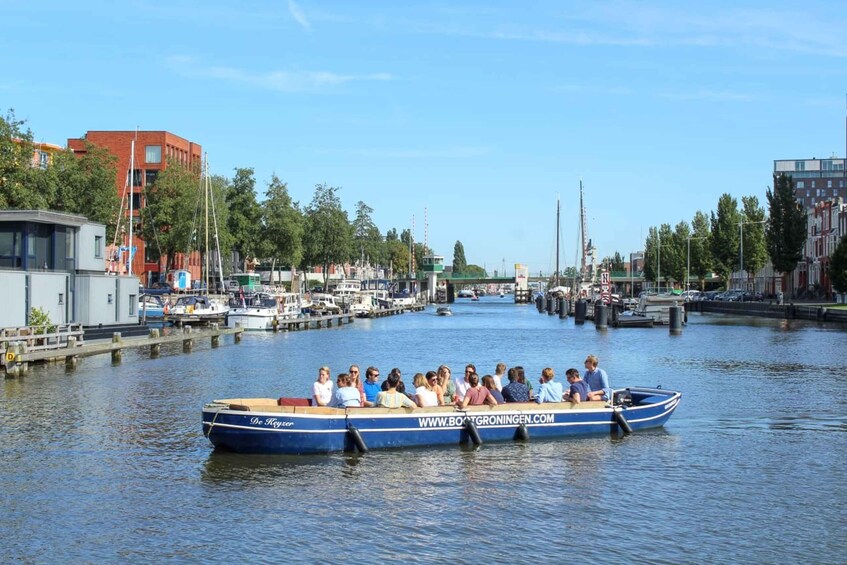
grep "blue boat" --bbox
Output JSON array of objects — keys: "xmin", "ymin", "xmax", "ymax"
[{"xmin": 201, "ymin": 387, "xmax": 681, "ymax": 454}]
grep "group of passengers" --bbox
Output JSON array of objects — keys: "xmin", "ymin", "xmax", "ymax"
[{"xmin": 311, "ymin": 355, "xmax": 611, "ymax": 410}]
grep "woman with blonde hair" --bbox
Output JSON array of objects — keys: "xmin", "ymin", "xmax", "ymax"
[{"xmin": 312, "ymin": 366, "xmax": 333, "ymax": 406}]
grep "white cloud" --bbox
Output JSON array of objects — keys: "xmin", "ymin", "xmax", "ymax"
[
  {"xmin": 288, "ymin": 0, "xmax": 311, "ymax": 31},
  {"xmin": 166, "ymin": 56, "xmax": 392, "ymax": 92}
]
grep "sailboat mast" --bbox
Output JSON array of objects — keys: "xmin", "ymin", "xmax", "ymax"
[
  {"xmin": 579, "ymin": 179, "xmax": 586, "ymax": 280},
  {"xmin": 204, "ymin": 155, "xmax": 210, "ymax": 292},
  {"xmin": 555, "ymin": 195, "xmax": 560, "ymax": 288},
  {"xmin": 128, "ymin": 135, "xmax": 135, "ymax": 276}
]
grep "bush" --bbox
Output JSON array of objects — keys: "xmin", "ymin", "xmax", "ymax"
[{"xmin": 29, "ymin": 307, "xmax": 56, "ymax": 334}]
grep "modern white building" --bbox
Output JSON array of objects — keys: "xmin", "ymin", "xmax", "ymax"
[{"xmin": 0, "ymin": 210, "xmax": 139, "ymax": 328}]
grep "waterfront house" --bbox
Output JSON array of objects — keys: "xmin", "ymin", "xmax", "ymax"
[{"xmin": 0, "ymin": 210, "xmax": 139, "ymax": 328}]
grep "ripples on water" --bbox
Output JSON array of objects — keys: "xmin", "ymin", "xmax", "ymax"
[{"xmin": 1, "ymin": 301, "xmax": 845, "ymax": 563}]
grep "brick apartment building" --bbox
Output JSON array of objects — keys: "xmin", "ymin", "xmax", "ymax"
[
  {"xmin": 773, "ymin": 157, "xmax": 846, "ymax": 208},
  {"xmin": 67, "ymin": 131, "xmax": 202, "ymax": 287}
]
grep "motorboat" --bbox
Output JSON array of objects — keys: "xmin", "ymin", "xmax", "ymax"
[
  {"xmin": 166, "ymin": 295, "xmax": 229, "ymax": 326},
  {"xmin": 227, "ymin": 292, "xmax": 281, "ymax": 331},
  {"xmin": 436, "ymin": 306, "xmax": 453, "ymax": 316},
  {"xmin": 202, "ymin": 387, "xmax": 681, "ymax": 454}
]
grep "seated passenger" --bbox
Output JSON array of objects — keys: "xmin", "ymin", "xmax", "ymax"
[
  {"xmin": 501, "ymin": 367, "xmax": 530, "ymax": 403},
  {"xmin": 426, "ymin": 370, "xmax": 445, "ymax": 405},
  {"xmin": 461, "ymin": 373, "xmax": 498, "ymax": 407},
  {"xmin": 454, "ymin": 363, "xmax": 475, "ymax": 403},
  {"xmin": 437, "ymin": 365, "xmax": 456, "ymax": 404},
  {"xmin": 583, "ymin": 354, "xmax": 611, "ymax": 401},
  {"xmin": 349, "ymin": 364, "xmax": 365, "ymax": 405},
  {"xmin": 562, "ymin": 367, "xmax": 591, "ymax": 404},
  {"xmin": 381, "ymin": 367, "xmax": 406, "ymax": 394},
  {"xmin": 333, "ymin": 373, "xmax": 362, "ymax": 408},
  {"xmin": 413, "ymin": 372, "xmax": 439, "ymax": 407},
  {"xmin": 492, "ymin": 363, "xmax": 506, "ymax": 391},
  {"xmin": 482, "ymin": 374, "xmax": 505, "ymax": 404},
  {"xmin": 312, "ymin": 365, "xmax": 334, "ymax": 406},
  {"xmin": 362, "ymin": 366, "xmax": 381, "ymax": 407},
  {"xmin": 515, "ymin": 365, "xmax": 534, "ymax": 399},
  {"xmin": 374, "ymin": 372, "xmax": 417, "ymax": 409},
  {"xmin": 535, "ymin": 367, "xmax": 563, "ymax": 404}
]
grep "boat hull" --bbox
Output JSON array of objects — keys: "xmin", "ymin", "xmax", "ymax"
[{"xmin": 202, "ymin": 388, "xmax": 680, "ymax": 454}]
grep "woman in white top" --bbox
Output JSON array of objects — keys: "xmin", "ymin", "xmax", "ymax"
[
  {"xmin": 413, "ymin": 372, "xmax": 438, "ymax": 407},
  {"xmin": 312, "ymin": 365, "xmax": 333, "ymax": 406}
]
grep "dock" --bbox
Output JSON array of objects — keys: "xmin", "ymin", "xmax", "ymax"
[{"xmin": 3, "ymin": 324, "xmax": 243, "ymax": 377}]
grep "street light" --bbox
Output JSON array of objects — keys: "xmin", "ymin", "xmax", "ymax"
[
  {"xmin": 686, "ymin": 236, "xmax": 707, "ymax": 292},
  {"xmin": 738, "ymin": 219, "xmax": 768, "ymax": 301}
]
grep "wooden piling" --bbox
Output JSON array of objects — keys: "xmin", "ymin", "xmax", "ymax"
[
  {"xmin": 111, "ymin": 333, "xmax": 123, "ymax": 363},
  {"xmin": 183, "ymin": 325, "xmax": 194, "ymax": 352}
]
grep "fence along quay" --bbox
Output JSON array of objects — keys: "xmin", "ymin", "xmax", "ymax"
[{"xmin": 2, "ymin": 323, "xmax": 243, "ymax": 377}]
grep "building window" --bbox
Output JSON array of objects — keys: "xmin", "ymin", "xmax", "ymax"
[
  {"xmin": 38, "ymin": 151, "xmax": 49, "ymax": 169},
  {"xmin": 795, "ymin": 161, "xmax": 805, "ymax": 171},
  {"xmin": 145, "ymin": 170, "xmax": 158, "ymax": 186},
  {"xmin": 95, "ymin": 235, "xmax": 103, "ymax": 258},
  {"xmin": 811, "ymin": 180, "xmax": 816, "ymax": 188},
  {"xmin": 828, "ymin": 180, "xmax": 833, "ymax": 188},
  {"xmin": 797, "ymin": 181, "xmax": 805, "ymax": 189},
  {"xmin": 127, "ymin": 169, "xmax": 142, "ymax": 187},
  {"xmin": 145, "ymin": 145, "xmax": 162, "ymax": 164},
  {"xmin": 129, "ymin": 294, "xmax": 137, "ymax": 316},
  {"xmin": 131, "ymin": 192, "xmax": 142, "ymax": 210}
]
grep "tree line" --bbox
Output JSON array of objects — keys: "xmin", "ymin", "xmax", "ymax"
[
  {"xmin": 627, "ymin": 175, "xmax": 847, "ymax": 295},
  {"xmin": 1, "ymin": 110, "xmax": 491, "ymax": 284}
]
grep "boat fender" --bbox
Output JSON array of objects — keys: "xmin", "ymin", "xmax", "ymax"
[
  {"xmin": 347, "ymin": 426, "xmax": 369, "ymax": 453},
  {"xmin": 464, "ymin": 418, "xmax": 483, "ymax": 446},
  {"xmin": 614, "ymin": 409, "xmax": 633, "ymax": 434},
  {"xmin": 516, "ymin": 423, "xmax": 530, "ymax": 441}
]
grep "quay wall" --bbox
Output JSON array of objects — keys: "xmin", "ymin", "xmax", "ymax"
[{"xmin": 687, "ymin": 301, "xmax": 847, "ymax": 324}]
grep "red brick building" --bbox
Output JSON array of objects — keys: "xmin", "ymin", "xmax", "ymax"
[{"xmin": 67, "ymin": 131, "xmax": 203, "ymax": 287}]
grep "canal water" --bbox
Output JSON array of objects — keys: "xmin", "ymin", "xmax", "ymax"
[{"xmin": 1, "ymin": 298, "xmax": 845, "ymax": 563}]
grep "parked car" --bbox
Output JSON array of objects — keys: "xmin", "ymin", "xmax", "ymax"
[
  {"xmin": 740, "ymin": 291, "xmax": 763, "ymax": 302},
  {"xmin": 701, "ymin": 290, "xmax": 721, "ymax": 301}
]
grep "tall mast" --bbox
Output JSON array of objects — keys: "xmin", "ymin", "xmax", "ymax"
[
  {"xmin": 128, "ymin": 133, "xmax": 135, "ymax": 276},
  {"xmin": 579, "ymin": 179, "xmax": 586, "ymax": 280},
  {"xmin": 555, "ymin": 195, "xmax": 560, "ymax": 288},
  {"xmin": 204, "ymin": 154, "xmax": 210, "ymax": 292}
]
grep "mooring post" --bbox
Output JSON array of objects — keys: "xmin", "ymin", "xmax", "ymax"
[
  {"xmin": 183, "ymin": 325, "xmax": 194, "ymax": 352},
  {"xmin": 149, "ymin": 328, "xmax": 161, "ymax": 357},
  {"xmin": 234, "ymin": 328, "xmax": 242, "ymax": 343},
  {"xmin": 111, "ymin": 332, "xmax": 123, "ymax": 363},
  {"xmin": 211, "ymin": 322, "xmax": 221, "ymax": 348}
]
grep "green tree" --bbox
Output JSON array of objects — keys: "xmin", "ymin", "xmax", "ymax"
[
  {"xmin": 226, "ymin": 167, "xmax": 263, "ymax": 270},
  {"xmin": 137, "ymin": 156, "xmax": 199, "ymax": 272},
  {"xmin": 263, "ymin": 174, "xmax": 304, "ymax": 271},
  {"xmin": 453, "ymin": 240, "xmax": 467, "ymax": 274},
  {"xmin": 464, "ymin": 264, "xmax": 487, "ymax": 277},
  {"xmin": 352, "ymin": 201, "xmax": 384, "ymax": 267},
  {"xmin": 50, "ymin": 145, "xmax": 120, "ymax": 239},
  {"xmin": 0, "ymin": 109, "xmax": 47, "ymax": 209},
  {"xmin": 710, "ymin": 193, "xmax": 741, "ymax": 286},
  {"xmin": 302, "ymin": 183, "xmax": 353, "ymax": 286},
  {"xmin": 740, "ymin": 195, "xmax": 768, "ymax": 288},
  {"xmin": 668, "ymin": 221, "xmax": 690, "ymax": 287},
  {"xmin": 385, "ymin": 238, "xmax": 410, "ymax": 278},
  {"xmin": 829, "ymin": 236, "xmax": 847, "ymax": 294},
  {"xmin": 690, "ymin": 210, "xmax": 712, "ymax": 290},
  {"xmin": 642, "ymin": 226, "xmax": 658, "ymax": 283},
  {"xmin": 766, "ymin": 174, "xmax": 806, "ymax": 294}
]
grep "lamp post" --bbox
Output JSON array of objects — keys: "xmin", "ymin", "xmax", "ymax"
[
  {"xmin": 686, "ymin": 236, "xmax": 706, "ymax": 293},
  {"xmin": 738, "ymin": 219, "xmax": 768, "ymax": 301}
]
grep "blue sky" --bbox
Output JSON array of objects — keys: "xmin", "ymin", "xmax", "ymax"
[{"xmin": 4, "ymin": 1, "xmax": 847, "ymax": 275}]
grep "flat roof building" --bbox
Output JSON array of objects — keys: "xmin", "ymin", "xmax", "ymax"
[
  {"xmin": 67, "ymin": 131, "xmax": 202, "ymax": 287},
  {"xmin": 773, "ymin": 157, "xmax": 846, "ymax": 209}
]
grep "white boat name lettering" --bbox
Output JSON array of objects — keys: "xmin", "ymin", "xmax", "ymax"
[
  {"xmin": 417, "ymin": 413, "xmax": 554, "ymax": 428},
  {"xmin": 250, "ymin": 417, "xmax": 294, "ymax": 428}
]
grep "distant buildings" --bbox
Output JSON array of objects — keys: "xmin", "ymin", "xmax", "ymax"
[
  {"xmin": 773, "ymin": 157, "xmax": 846, "ymax": 208},
  {"xmin": 67, "ymin": 131, "xmax": 203, "ymax": 287},
  {"xmin": 772, "ymin": 157, "xmax": 847, "ymax": 300}
]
